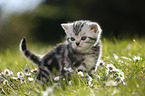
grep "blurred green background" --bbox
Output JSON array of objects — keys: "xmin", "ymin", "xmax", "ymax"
[{"xmin": 0, "ymin": 0, "xmax": 145, "ymax": 49}]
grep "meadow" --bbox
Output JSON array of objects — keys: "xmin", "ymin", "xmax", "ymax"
[{"xmin": 0, "ymin": 38, "xmax": 145, "ymax": 96}]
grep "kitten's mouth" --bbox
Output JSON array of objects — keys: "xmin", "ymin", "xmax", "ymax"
[
  {"xmin": 76, "ymin": 45, "xmax": 83, "ymax": 49},
  {"xmin": 76, "ymin": 46, "xmax": 81, "ymax": 47}
]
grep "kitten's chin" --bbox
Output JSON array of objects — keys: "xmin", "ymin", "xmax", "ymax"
[
  {"xmin": 75, "ymin": 47, "xmax": 83, "ymax": 51},
  {"xmin": 73, "ymin": 46, "xmax": 91, "ymax": 52}
]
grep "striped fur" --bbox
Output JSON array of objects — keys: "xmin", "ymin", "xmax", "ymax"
[
  {"xmin": 73, "ymin": 21, "xmax": 86, "ymax": 35},
  {"xmin": 20, "ymin": 37, "xmax": 41, "ymax": 65},
  {"xmin": 20, "ymin": 20, "xmax": 102, "ymax": 83}
]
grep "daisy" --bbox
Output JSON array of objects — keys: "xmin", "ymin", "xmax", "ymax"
[
  {"xmin": 23, "ymin": 68, "xmax": 29, "ymax": 73},
  {"xmin": 30, "ymin": 69, "xmax": 35, "ymax": 73},
  {"xmin": 17, "ymin": 72, "xmax": 24, "ymax": 78},
  {"xmin": 30, "ymin": 68, "xmax": 39, "ymax": 73},
  {"xmin": 78, "ymin": 71, "xmax": 84, "ymax": 77},
  {"xmin": 64, "ymin": 67, "xmax": 74, "ymax": 72},
  {"xmin": 106, "ymin": 64, "xmax": 125, "ymax": 82},
  {"xmin": 20, "ymin": 78, "xmax": 25, "ymax": 83},
  {"xmin": 96, "ymin": 60, "xmax": 105, "ymax": 66},
  {"xmin": 106, "ymin": 64, "xmax": 116, "ymax": 71},
  {"xmin": 54, "ymin": 76, "xmax": 60, "ymax": 81},
  {"xmin": 105, "ymin": 80, "xmax": 118, "ymax": 86},
  {"xmin": 34, "ymin": 68, "xmax": 39, "ymax": 72},
  {"xmin": 116, "ymin": 70, "xmax": 125, "ymax": 82},
  {"xmin": 106, "ymin": 64, "xmax": 117, "ymax": 75},
  {"xmin": 4, "ymin": 69, "xmax": 13, "ymax": 76},
  {"xmin": 3, "ymin": 80, "xmax": 9, "ymax": 85},
  {"xmin": 133, "ymin": 56, "xmax": 142, "ymax": 62},
  {"xmin": 28, "ymin": 77, "xmax": 34, "ymax": 81},
  {"xmin": 25, "ymin": 73, "xmax": 31, "ymax": 77}
]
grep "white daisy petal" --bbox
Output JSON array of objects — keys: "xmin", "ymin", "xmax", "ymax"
[
  {"xmin": 28, "ymin": 77, "xmax": 34, "ymax": 81},
  {"xmin": 54, "ymin": 76, "xmax": 60, "ymax": 81},
  {"xmin": 78, "ymin": 71, "xmax": 84, "ymax": 77},
  {"xmin": 113, "ymin": 53, "xmax": 118, "ymax": 60},
  {"xmin": 3, "ymin": 80, "xmax": 9, "ymax": 85},
  {"xmin": 105, "ymin": 80, "xmax": 118, "ymax": 86},
  {"xmin": 17, "ymin": 72, "xmax": 24, "ymax": 78},
  {"xmin": 4, "ymin": 69, "xmax": 11, "ymax": 76}
]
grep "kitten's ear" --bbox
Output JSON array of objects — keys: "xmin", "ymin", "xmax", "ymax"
[
  {"xmin": 89, "ymin": 22, "xmax": 102, "ymax": 34},
  {"xmin": 61, "ymin": 23, "xmax": 70, "ymax": 31},
  {"xmin": 89, "ymin": 23, "xmax": 98, "ymax": 33}
]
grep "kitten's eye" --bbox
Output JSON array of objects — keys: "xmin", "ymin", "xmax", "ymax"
[
  {"xmin": 81, "ymin": 36, "xmax": 87, "ymax": 40},
  {"xmin": 70, "ymin": 37, "xmax": 75, "ymax": 41}
]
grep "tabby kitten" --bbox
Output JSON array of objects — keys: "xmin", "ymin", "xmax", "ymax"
[{"xmin": 20, "ymin": 20, "xmax": 102, "ymax": 83}]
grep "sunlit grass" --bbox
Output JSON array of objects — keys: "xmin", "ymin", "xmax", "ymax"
[{"xmin": 0, "ymin": 38, "xmax": 145, "ymax": 95}]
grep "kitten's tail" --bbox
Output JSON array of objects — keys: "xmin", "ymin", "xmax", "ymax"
[{"xmin": 20, "ymin": 37, "xmax": 41, "ymax": 66}]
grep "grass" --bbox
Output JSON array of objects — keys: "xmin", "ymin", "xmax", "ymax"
[{"xmin": 0, "ymin": 38, "xmax": 145, "ymax": 96}]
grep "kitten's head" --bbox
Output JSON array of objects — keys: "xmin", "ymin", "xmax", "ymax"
[{"xmin": 61, "ymin": 20, "xmax": 102, "ymax": 51}]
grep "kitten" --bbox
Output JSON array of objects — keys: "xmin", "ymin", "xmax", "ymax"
[{"xmin": 20, "ymin": 20, "xmax": 102, "ymax": 83}]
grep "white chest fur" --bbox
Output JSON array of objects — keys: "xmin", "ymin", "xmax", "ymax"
[{"xmin": 84, "ymin": 55, "xmax": 96, "ymax": 71}]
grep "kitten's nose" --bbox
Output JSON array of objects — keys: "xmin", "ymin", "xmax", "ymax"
[{"xmin": 76, "ymin": 42, "xmax": 80, "ymax": 46}]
